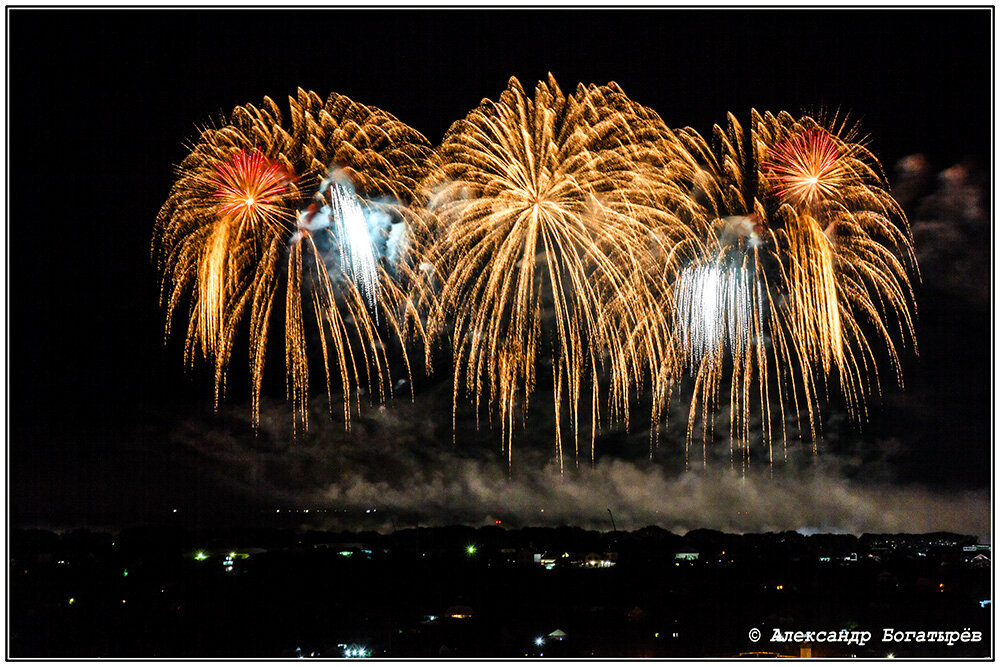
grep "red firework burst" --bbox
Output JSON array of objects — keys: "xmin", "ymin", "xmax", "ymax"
[
  {"xmin": 211, "ymin": 149, "xmax": 292, "ymax": 228},
  {"xmin": 762, "ymin": 129, "xmax": 846, "ymax": 207}
]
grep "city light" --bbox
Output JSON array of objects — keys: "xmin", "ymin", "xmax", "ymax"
[
  {"xmin": 194, "ymin": 551, "xmax": 208, "ymax": 561},
  {"xmin": 466, "ymin": 545, "xmax": 477, "ymax": 556},
  {"xmin": 535, "ymin": 637, "xmax": 545, "ymax": 646}
]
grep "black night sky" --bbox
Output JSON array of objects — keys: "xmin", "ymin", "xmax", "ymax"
[{"xmin": 8, "ymin": 9, "xmax": 993, "ymax": 535}]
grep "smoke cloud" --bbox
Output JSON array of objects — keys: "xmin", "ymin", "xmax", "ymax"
[
  {"xmin": 155, "ymin": 158, "xmax": 990, "ymax": 541},
  {"xmin": 167, "ymin": 387, "xmax": 989, "ymax": 540}
]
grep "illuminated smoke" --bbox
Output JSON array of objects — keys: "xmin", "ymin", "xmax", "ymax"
[{"xmin": 297, "ymin": 173, "xmax": 381, "ymax": 311}]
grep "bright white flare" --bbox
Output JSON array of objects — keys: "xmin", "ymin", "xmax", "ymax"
[
  {"xmin": 294, "ymin": 177, "xmax": 381, "ymax": 310},
  {"xmin": 675, "ymin": 263, "xmax": 760, "ymax": 367},
  {"xmin": 328, "ymin": 181, "xmax": 380, "ymax": 309}
]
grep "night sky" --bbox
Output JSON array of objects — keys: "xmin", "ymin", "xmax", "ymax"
[{"xmin": 8, "ymin": 9, "xmax": 993, "ymax": 534}]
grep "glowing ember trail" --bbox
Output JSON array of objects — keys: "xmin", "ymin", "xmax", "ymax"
[
  {"xmin": 155, "ymin": 86, "xmax": 917, "ymax": 472},
  {"xmin": 674, "ymin": 262, "xmax": 762, "ymax": 368},
  {"xmin": 153, "ymin": 89, "xmax": 431, "ymax": 430}
]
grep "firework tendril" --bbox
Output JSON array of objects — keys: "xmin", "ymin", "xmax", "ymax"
[
  {"xmin": 663, "ymin": 110, "xmax": 917, "ymax": 469},
  {"xmin": 154, "ymin": 83, "xmax": 917, "ymax": 473},
  {"xmin": 420, "ymin": 75, "xmax": 695, "ymax": 469},
  {"xmin": 153, "ymin": 89, "xmax": 432, "ymax": 432}
]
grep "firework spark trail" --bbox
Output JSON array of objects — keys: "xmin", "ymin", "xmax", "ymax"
[
  {"xmin": 155, "ymin": 84, "xmax": 917, "ymax": 473},
  {"xmin": 675, "ymin": 262, "xmax": 762, "ymax": 368},
  {"xmin": 294, "ymin": 174, "xmax": 382, "ymax": 312},
  {"xmin": 329, "ymin": 183, "xmax": 380, "ymax": 306},
  {"xmin": 786, "ymin": 212, "xmax": 843, "ymax": 373},
  {"xmin": 661, "ymin": 110, "xmax": 917, "ymax": 468},
  {"xmin": 154, "ymin": 89, "xmax": 432, "ymax": 430},
  {"xmin": 421, "ymin": 75, "xmax": 691, "ymax": 468}
]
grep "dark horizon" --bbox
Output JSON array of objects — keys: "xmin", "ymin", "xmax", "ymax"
[{"xmin": 10, "ymin": 522, "xmax": 991, "ymax": 658}]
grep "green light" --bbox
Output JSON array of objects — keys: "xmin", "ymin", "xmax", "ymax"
[
  {"xmin": 68, "ymin": 597, "xmax": 75, "ymax": 605},
  {"xmin": 466, "ymin": 545, "xmax": 477, "ymax": 555},
  {"xmin": 339, "ymin": 551, "xmax": 354, "ymax": 557},
  {"xmin": 122, "ymin": 569, "xmax": 129, "ymax": 577},
  {"xmin": 194, "ymin": 551, "xmax": 208, "ymax": 561}
]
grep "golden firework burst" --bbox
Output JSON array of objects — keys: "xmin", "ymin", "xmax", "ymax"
[
  {"xmin": 153, "ymin": 89, "xmax": 432, "ymax": 430},
  {"xmin": 419, "ymin": 75, "xmax": 693, "ymax": 468},
  {"xmin": 663, "ymin": 110, "xmax": 918, "ymax": 469}
]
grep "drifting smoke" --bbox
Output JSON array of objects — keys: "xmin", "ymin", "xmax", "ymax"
[
  {"xmin": 166, "ymin": 391, "xmax": 989, "ymax": 539},
  {"xmin": 898, "ymin": 156, "xmax": 989, "ymax": 309},
  {"xmin": 146, "ymin": 156, "xmax": 989, "ymax": 540}
]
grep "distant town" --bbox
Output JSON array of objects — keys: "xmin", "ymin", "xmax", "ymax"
[{"xmin": 10, "ymin": 523, "xmax": 991, "ymax": 658}]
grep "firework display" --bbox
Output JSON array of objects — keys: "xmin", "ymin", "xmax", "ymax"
[
  {"xmin": 154, "ymin": 82, "xmax": 917, "ymax": 470},
  {"xmin": 153, "ymin": 89, "xmax": 432, "ymax": 431},
  {"xmin": 663, "ymin": 110, "xmax": 917, "ymax": 468},
  {"xmin": 420, "ymin": 76, "xmax": 696, "ymax": 469}
]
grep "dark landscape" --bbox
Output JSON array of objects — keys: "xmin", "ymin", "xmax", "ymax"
[{"xmin": 9, "ymin": 525, "xmax": 992, "ymax": 658}]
